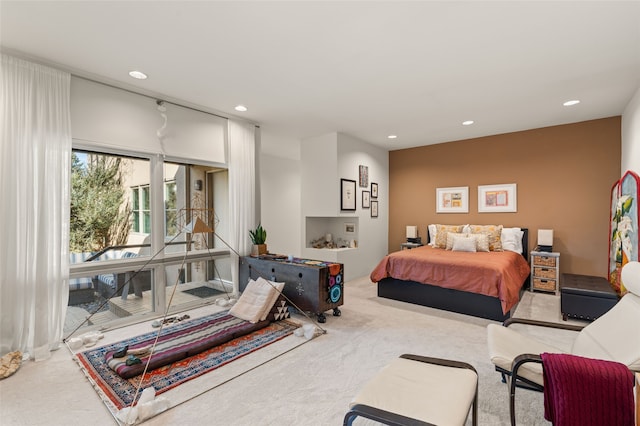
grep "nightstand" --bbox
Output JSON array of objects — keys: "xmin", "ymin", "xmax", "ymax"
[
  {"xmin": 400, "ymin": 242, "xmax": 423, "ymax": 250},
  {"xmin": 530, "ymin": 251, "xmax": 560, "ymax": 294}
]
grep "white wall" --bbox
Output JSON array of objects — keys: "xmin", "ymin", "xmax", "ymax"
[
  {"xmin": 335, "ymin": 133, "xmax": 389, "ymax": 279},
  {"xmin": 259, "ymin": 130, "xmax": 389, "ymax": 281},
  {"xmin": 260, "ymin": 153, "xmax": 302, "ymax": 257},
  {"xmin": 622, "ymin": 87, "xmax": 640, "ymax": 176}
]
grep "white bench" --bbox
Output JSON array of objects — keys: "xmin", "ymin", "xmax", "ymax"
[{"xmin": 344, "ymin": 354, "xmax": 478, "ymax": 426}]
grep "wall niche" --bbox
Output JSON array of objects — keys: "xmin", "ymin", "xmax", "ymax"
[{"xmin": 305, "ymin": 216, "xmax": 359, "ymax": 250}]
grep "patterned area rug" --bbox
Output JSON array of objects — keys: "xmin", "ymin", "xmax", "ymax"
[{"xmin": 75, "ymin": 312, "xmax": 299, "ymax": 411}]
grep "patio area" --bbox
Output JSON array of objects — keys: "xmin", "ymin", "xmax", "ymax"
[{"xmin": 64, "ymin": 281, "xmax": 229, "ymax": 334}]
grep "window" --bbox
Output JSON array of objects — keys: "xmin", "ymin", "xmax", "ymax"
[
  {"xmin": 131, "ymin": 185, "xmax": 151, "ymax": 234},
  {"xmin": 69, "ymin": 148, "xmax": 230, "ymax": 332},
  {"xmin": 165, "ymin": 181, "xmax": 178, "ymax": 237},
  {"xmin": 70, "ymin": 150, "xmax": 150, "ymax": 254}
]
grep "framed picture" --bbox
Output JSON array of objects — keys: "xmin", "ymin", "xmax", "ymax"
[
  {"xmin": 340, "ymin": 179, "xmax": 357, "ymax": 211},
  {"xmin": 362, "ymin": 190, "xmax": 370, "ymax": 208},
  {"xmin": 371, "ymin": 200, "xmax": 379, "ymax": 218},
  {"xmin": 478, "ymin": 183, "xmax": 517, "ymax": 213},
  {"xmin": 345, "ymin": 222, "xmax": 356, "ymax": 233},
  {"xmin": 359, "ymin": 165, "xmax": 369, "ymax": 187},
  {"xmin": 436, "ymin": 186, "xmax": 469, "ymax": 213},
  {"xmin": 371, "ymin": 182, "xmax": 378, "ymax": 198}
]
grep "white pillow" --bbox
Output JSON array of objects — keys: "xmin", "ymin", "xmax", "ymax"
[
  {"xmin": 229, "ymin": 277, "xmax": 283, "ymax": 323},
  {"xmin": 428, "ymin": 224, "xmax": 437, "ymax": 246},
  {"xmin": 452, "ymin": 235, "xmax": 477, "ymax": 252},
  {"xmin": 448, "ymin": 232, "xmax": 489, "ymax": 252},
  {"xmin": 259, "ymin": 279, "xmax": 285, "ymax": 321},
  {"xmin": 501, "ymin": 227, "xmax": 524, "ymax": 253}
]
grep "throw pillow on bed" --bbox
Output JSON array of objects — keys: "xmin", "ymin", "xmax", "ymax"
[
  {"xmin": 435, "ymin": 224, "xmax": 464, "ymax": 248},
  {"xmin": 501, "ymin": 227, "xmax": 524, "ymax": 253},
  {"xmin": 468, "ymin": 224, "xmax": 503, "ymax": 251},
  {"xmin": 471, "ymin": 233, "xmax": 490, "ymax": 252},
  {"xmin": 451, "ymin": 235, "xmax": 477, "ymax": 252},
  {"xmin": 446, "ymin": 232, "xmax": 477, "ymax": 252}
]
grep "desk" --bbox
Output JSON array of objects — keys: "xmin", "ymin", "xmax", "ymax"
[{"xmin": 239, "ymin": 256, "xmax": 343, "ymax": 323}]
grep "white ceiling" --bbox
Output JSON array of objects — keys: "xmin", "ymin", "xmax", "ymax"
[{"xmin": 1, "ymin": 1, "xmax": 639, "ymax": 152}]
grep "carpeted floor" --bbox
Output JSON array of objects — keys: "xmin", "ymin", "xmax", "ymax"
[{"xmin": 1, "ymin": 276, "xmax": 584, "ymax": 425}]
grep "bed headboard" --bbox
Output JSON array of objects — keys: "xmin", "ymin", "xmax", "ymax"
[
  {"xmin": 521, "ymin": 228, "xmax": 529, "ymax": 261},
  {"xmin": 425, "ymin": 226, "xmax": 529, "ymax": 261}
]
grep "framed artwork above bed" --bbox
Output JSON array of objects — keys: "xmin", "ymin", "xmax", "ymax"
[
  {"xmin": 436, "ymin": 186, "xmax": 469, "ymax": 213},
  {"xmin": 478, "ymin": 183, "xmax": 517, "ymax": 213}
]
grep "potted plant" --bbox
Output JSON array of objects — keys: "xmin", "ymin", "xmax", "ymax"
[{"xmin": 249, "ymin": 223, "xmax": 267, "ymax": 256}]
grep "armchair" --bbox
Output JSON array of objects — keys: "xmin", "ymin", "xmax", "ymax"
[{"xmin": 487, "ymin": 261, "xmax": 640, "ymax": 425}]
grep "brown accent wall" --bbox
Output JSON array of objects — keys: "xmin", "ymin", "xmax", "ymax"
[{"xmin": 389, "ymin": 117, "xmax": 621, "ymax": 277}]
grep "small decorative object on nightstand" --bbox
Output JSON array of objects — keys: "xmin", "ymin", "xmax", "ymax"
[{"xmin": 530, "ymin": 250, "xmax": 560, "ymax": 293}]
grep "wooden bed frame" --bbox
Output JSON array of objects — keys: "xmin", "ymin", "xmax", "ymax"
[{"xmin": 377, "ymin": 228, "xmax": 529, "ymax": 322}]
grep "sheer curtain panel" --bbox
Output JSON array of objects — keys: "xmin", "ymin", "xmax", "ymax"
[
  {"xmin": 0, "ymin": 54, "xmax": 71, "ymax": 361},
  {"xmin": 228, "ymin": 120, "xmax": 256, "ymax": 294}
]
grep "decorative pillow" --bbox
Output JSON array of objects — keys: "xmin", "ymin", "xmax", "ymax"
[
  {"xmin": 468, "ymin": 225, "xmax": 503, "ymax": 251},
  {"xmin": 446, "ymin": 232, "xmax": 478, "ymax": 251},
  {"xmin": 259, "ymin": 279, "xmax": 285, "ymax": 321},
  {"xmin": 452, "ymin": 235, "xmax": 477, "ymax": 252},
  {"xmin": 501, "ymin": 227, "xmax": 524, "ymax": 253},
  {"xmin": 445, "ymin": 232, "xmax": 458, "ymax": 250},
  {"xmin": 263, "ymin": 296, "xmax": 290, "ymax": 322},
  {"xmin": 428, "ymin": 224, "xmax": 437, "ymax": 246},
  {"xmin": 435, "ymin": 224, "xmax": 464, "ymax": 249},
  {"xmin": 229, "ymin": 277, "xmax": 284, "ymax": 323},
  {"xmin": 470, "ymin": 233, "xmax": 490, "ymax": 252}
]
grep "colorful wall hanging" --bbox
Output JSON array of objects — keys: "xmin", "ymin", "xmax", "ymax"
[{"xmin": 609, "ymin": 170, "xmax": 639, "ymax": 294}]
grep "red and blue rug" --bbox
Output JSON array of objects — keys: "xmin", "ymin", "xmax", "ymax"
[{"xmin": 75, "ymin": 311, "xmax": 299, "ymax": 410}]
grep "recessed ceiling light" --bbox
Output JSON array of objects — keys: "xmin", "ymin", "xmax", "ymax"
[
  {"xmin": 387, "ymin": 135, "xmax": 397, "ymax": 139},
  {"xmin": 128, "ymin": 70, "xmax": 147, "ymax": 80},
  {"xmin": 563, "ymin": 100, "xmax": 580, "ymax": 106},
  {"xmin": 462, "ymin": 120, "xmax": 474, "ymax": 126},
  {"xmin": 234, "ymin": 105, "xmax": 248, "ymax": 112}
]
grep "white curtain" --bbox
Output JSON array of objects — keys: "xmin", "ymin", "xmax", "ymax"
[
  {"xmin": 0, "ymin": 54, "xmax": 71, "ymax": 361},
  {"xmin": 228, "ymin": 120, "xmax": 257, "ymax": 294}
]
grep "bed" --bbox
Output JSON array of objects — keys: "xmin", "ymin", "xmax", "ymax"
[{"xmin": 370, "ymin": 226, "xmax": 530, "ymax": 322}]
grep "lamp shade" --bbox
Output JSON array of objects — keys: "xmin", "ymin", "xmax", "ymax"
[
  {"xmin": 182, "ymin": 217, "xmax": 214, "ymax": 234},
  {"xmin": 538, "ymin": 229, "xmax": 554, "ymax": 246},
  {"xmin": 406, "ymin": 226, "xmax": 418, "ymax": 239}
]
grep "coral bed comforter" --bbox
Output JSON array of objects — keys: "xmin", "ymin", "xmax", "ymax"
[{"xmin": 370, "ymin": 246, "xmax": 530, "ymax": 314}]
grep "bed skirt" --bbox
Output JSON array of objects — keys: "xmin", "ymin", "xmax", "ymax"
[{"xmin": 377, "ymin": 277, "xmax": 524, "ymax": 322}]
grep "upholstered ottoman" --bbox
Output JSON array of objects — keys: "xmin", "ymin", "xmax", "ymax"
[
  {"xmin": 344, "ymin": 354, "xmax": 477, "ymax": 426},
  {"xmin": 561, "ymin": 274, "xmax": 619, "ymax": 321}
]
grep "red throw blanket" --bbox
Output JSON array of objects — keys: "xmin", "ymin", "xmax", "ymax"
[{"xmin": 541, "ymin": 353, "xmax": 635, "ymax": 426}]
